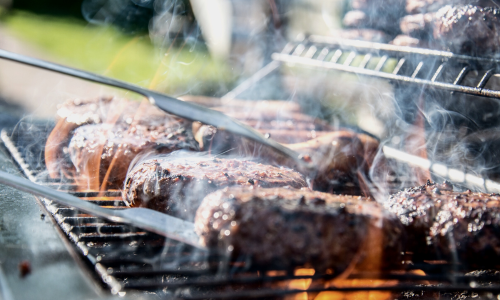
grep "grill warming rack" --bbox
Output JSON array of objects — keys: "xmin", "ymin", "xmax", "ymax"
[
  {"xmin": 268, "ymin": 35, "xmax": 500, "ymax": 100},
  {"xmin": 4, "ymin": 122, "xmax": 500, "ymax": 299}
]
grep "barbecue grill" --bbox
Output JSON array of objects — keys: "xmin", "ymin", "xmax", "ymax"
[{"xmin": 3, "ymin": 34, "xmax": 500, "ymax": 299}]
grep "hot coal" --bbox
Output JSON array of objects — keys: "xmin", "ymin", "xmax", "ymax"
[
  {"xmin": 195, "ymin": 187, "xmax": 405, "ymax": 272},
  {"xmin": 124, "ymin": 154, "xmax": 308, "ymax": 220},
  {"xmin": 386, "ymin": 181, "xmax": 500, "ymax": 268}
]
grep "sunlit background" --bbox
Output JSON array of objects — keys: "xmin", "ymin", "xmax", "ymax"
[{"xmin": 0, "ymin": 0, "xmax": 395, "ymax": 137}]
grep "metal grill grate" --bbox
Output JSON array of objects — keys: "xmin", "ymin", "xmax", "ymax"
[
  {"xmin": 271, "ymin": 35, "xmax": 500, "ymax": 100},
  {"xmin": 3, "ymin": 122, "xmax": 500, "ymax": 299}
]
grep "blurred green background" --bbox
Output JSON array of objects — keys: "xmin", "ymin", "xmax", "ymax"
[{"xmin": 1, "ymin": 1, "xmax": 235, "ymax": 96}]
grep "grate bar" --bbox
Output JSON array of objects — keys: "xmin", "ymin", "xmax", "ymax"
[
  {"xmin": 316, "ymin": 48, "xmax": 329, "ymax": 61},
  {"xmin": 374, "ymin": 55, "xmax": 388, "ymax": 72},
  {"xmin": 431, "ymin": 63, "xmax": 446, "ymax": 82},
  {"xmin": 272, "ymin": 36, "xmax": 500, "ymax": 99},
  {"xmin": 411, "ymin": 61, "xmax": 424, "ymax": 79},
  {"xmin": 330, "ymin": 49, "xmax": 343, "ymax": 63},
  {"xmin": 343, "ymin": 51, "xmax": 357, "ymax": 66},
  {"xmin": 272, "ymin": 53, "xmax": 500, "ymax": 98},
  {"xmin": 358, "ymin": 54, "xmax": 372, "ymax": 69},
  {"xmin": 477, "ymin": 68, "xmax": 495, "ymax": 88}
]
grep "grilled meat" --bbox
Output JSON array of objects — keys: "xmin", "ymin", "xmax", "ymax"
[
  {"xmin": 349, "ymin": 0, "xmax": 406, "ymax": 35},
  {"xmin": 45, "ymin": 96, "xmax": 121, "ymax": 178},
  {"xmin": 45, "ymin": 97, "xmax": 188, "ymax": 179},
  {"xmin": 332, "ymin": 29, "xmax": 391, "ymax": 43},
  {"xmin": 390, "ymin": 34, "xmax": 428, "ymax": 47},
  {"xmin": 124, "ymin": 155, "xmax": 308, "ymax": 220},
  {"xmin": 343, "ymin": 9, "xmax": 403, "ymax": 35},
  {"xmin": 193, "ymin": 126, "xmax": 379, "ymax": 195},
  {"xmin": 343, "ymin": 10, "xmax": 372, "ymax": 28},
  {"xmin": 69, "ymin": 122, "xmax": 198, "ymax": 190},
  {"xmin": 286, "ymin": 131, "xmax": 379, "ymax": 194},
  {"xmin": 400, "ymin": 12, "xmax": 436, "ymax": 38},
  {"xmin": 406, "ymin": 0, "xmax": 497, "ymax": 14},
  {"xmin": 191, "ymin": 106, "xmax": 333, "ymax": 153},
  {"xmin": 195, "ymin": 187, "xmax": 404, "ymax": 272},
  {"xmin": 433, "ymin": 5, "xmax": 500, "ymax": 56},
  {"xmin": 386, "ymin": 181, "xmax": 500, "ymax": 268}
]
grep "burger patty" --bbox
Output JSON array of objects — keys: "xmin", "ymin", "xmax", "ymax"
[
  {"xmin": 193, "ymin": 127, "xmax": 380, "ymax": 195},
  {"xmin": 386, "ymin": 181, "xmax": 500, "ymax": 268},
  {"xmin": 124, "ymin": 155, "xmax": 309, "ymax": 220},
  {"xmin": 68, "ymin": 123, "xmax": 198, "ymax": 190},
  {"xmin": 45, "ymin": 97, "xmax": 188, "ymax": 179},
  {"xmin": 195, "ymin": 187, "xmax": 405, "ymax": 272},
  {"xmin": 433, "ymin": 5, "xmax": 500, "ymax": 56}
]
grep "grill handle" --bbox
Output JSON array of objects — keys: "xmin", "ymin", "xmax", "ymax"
[{"xmin": 0, "ymin": 171, "xmax": 205, "ymax": 249}]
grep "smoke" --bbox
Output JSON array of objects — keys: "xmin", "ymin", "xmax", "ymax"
[{"xmin": 82, "ymin": 0, "xmax": 155, "ymax": 33}]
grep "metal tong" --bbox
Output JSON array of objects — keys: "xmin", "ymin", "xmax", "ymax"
[
  {"xmin": 0, "ymin": 170, "xmax": 205, "ymax": 249},
  {"xmin": 0, "ymin": 49, "xmax": 314, "ymax": 172}
]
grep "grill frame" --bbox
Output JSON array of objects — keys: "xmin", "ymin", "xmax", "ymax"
[
  {"xmin": 4, "ymin": 122, "xmax": 500, "ymax": 299},
  {"xmin": 4, "ymin": 36, "xmax": 500, "ymax": 299}
]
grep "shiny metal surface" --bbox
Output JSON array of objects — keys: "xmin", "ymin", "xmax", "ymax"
[
  {"xmin": 0, "ymin": 144, "xmax": 152, "ymax": 299},
  {"xmin": 0, "ymin": 171, "xmax": 204, "ymax": 249}
]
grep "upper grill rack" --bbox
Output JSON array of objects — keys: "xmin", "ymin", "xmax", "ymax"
[
  {"xmin": 4, "ymin": 122, "xmax": 500, "ymax": 299},
  {"xmin": 272, "ymin": 35, "xmax": 500, "ymax": 99}
]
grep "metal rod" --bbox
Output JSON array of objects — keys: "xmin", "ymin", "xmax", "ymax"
[
  {"xmin": 383, "ymin": 146, "xmax": 500, "ymax": 193},
  {"xmin": 309, "ymin": 35, "xmax": 500, "ymax": 64},
  {"xmin": 477, "ymin": 68, "xmax": 495, "ymax": 89},
  {"xmin": 221, "ymin": 60, "xmax": 281, "ymax": 100},
  {"xmin": 272, "ymin": 53, "xmax": 500, "ymax": 99}
]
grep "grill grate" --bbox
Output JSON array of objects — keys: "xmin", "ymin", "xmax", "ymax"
[
  {"xmin": 271, "ymin": 35, "xmax": 500, "ymax": 100},
  {"xmin": 3, "ymin": 122, "xmax": 500, "ymax": 299}
]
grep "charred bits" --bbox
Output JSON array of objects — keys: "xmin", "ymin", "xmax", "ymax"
[{"xmin": 19, "ymin": 260, "xmax": 31, "ymax": 277}]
